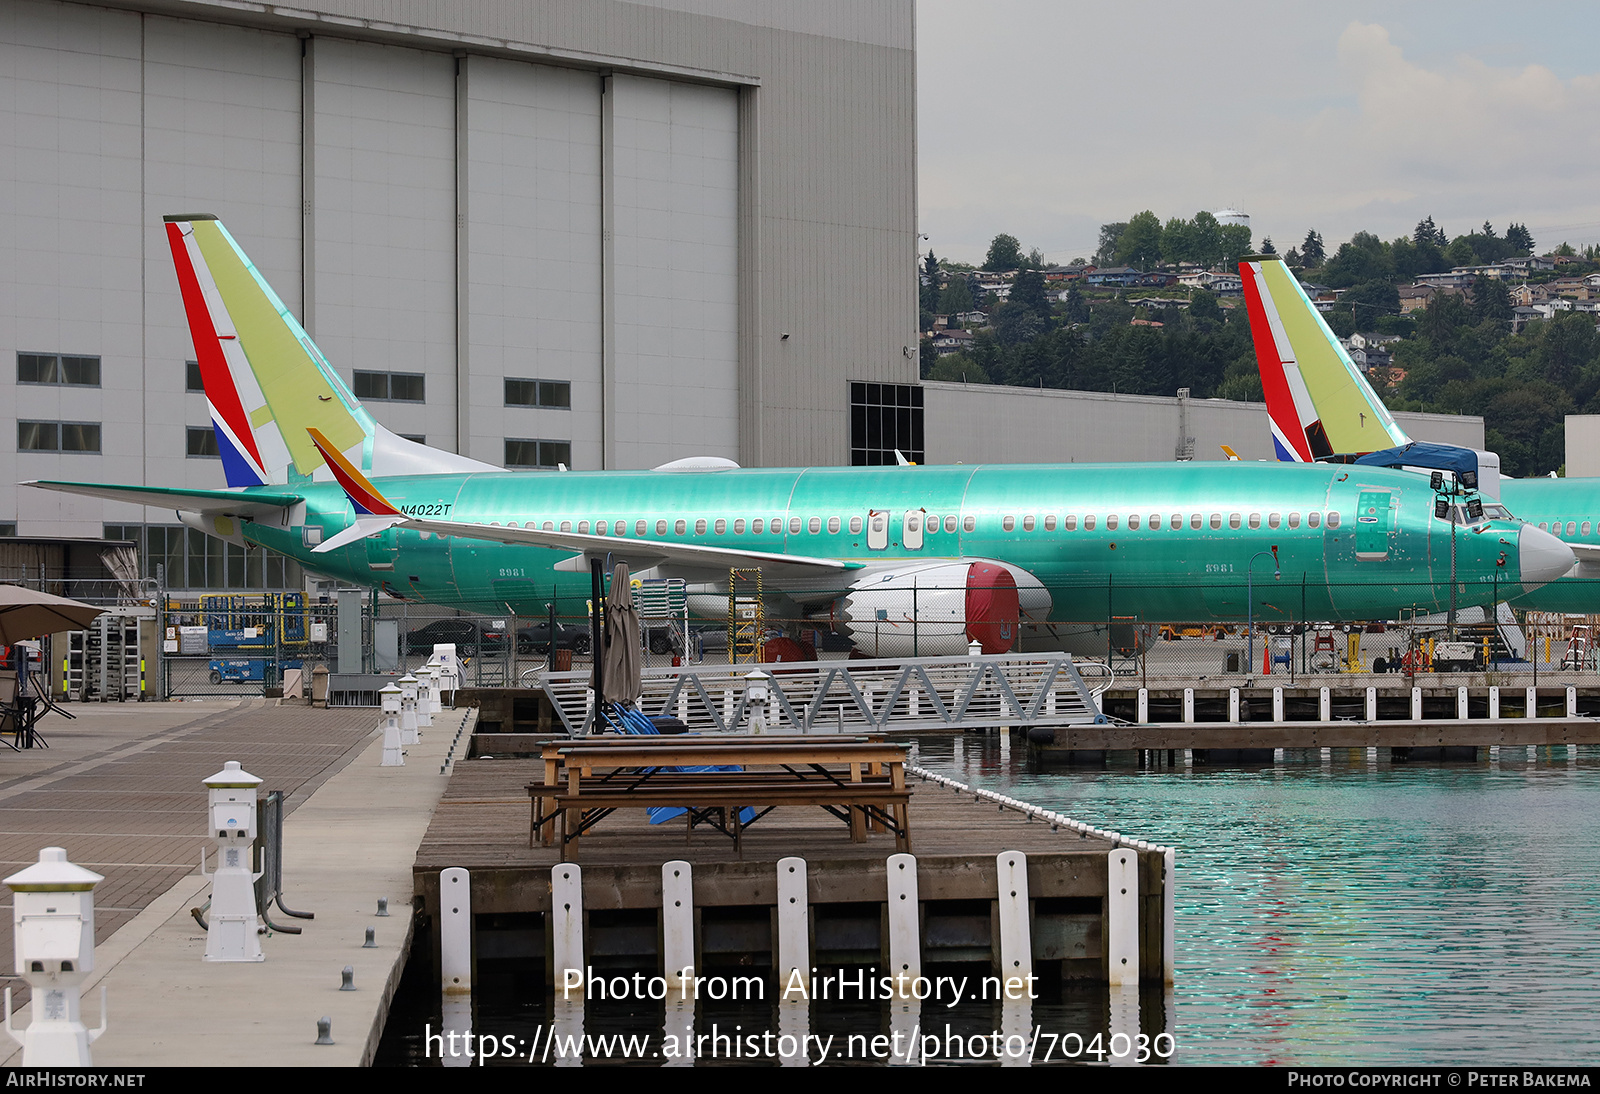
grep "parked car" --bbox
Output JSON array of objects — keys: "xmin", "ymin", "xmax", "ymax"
[
  {"xmin": 405, "ymin": 618, "xmax": 508, "ymax": 656},
  {"xmin": 515, "ymin": 621, "xmax": 592, "ymax": 656}
]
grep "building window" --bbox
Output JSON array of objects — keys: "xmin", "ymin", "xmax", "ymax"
[
  {"xmin": 849, "ymin": 382, "xmax": 924, "ymax": 466},
  {"xmin": 186, "ymin": 360, "xmax": 204, "ymax": 393},
  {"xmin": 400, "ymin": 434, "xmax": 426, "ymax": 445},
  {"xmin": 353, "ymin": 370, "xmax": 425, "ymax": 402},
  {"xmin": 18, "ymin": 353, "xmax": 100, "ymax": 387},
  {"xmin": 18, "ymin": 421, "xmax": 100, "ymax": 453},
  {"xmin": 102, "ymin": 523, "xmax": 301, "ymax": 591},
  {"xmin": 0, "ymin": 523, "xmax": 15, "ymax": 538},
  {"xmin": 504, "ymin": 438, "xmax": 571, "ymax": 469},
  {"xmin": 504, "ymin": 378, "xmax": 572, "ymax": 408},
  {"xmin": 187, "ymin": 427, "xmax": 220, "ymax": 458}
]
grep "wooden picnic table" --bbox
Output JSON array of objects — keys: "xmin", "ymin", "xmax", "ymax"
[{"xmin": 527, "ymin": 738, "xmax": 911, "ymax": 856}]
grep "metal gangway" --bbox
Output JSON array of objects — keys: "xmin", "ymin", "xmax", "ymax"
[{"xmin": 539, "ymin": 651, "xmax": 1112, "ymax": 736}]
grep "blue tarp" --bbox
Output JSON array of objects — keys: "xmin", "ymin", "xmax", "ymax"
[{"xmin": 1353, "ymin": 442, "xmax": 1479, "ymax": 487}]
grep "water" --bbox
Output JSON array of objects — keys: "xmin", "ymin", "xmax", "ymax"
[
  {"xmin": 917, "ymin": 737, "xmax": 1600, "ymax": 1066},
  {"xmin": 380, "ymin": 740, "xmax": 1600, "ymax": 1066}
]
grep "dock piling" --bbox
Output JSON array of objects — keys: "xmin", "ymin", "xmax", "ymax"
[
  {"xmin": 777, "ymin": 857, "xmax": 809, "ymax": 999},
  {"xmin": 886, "ymin": 852, "xmax": 920, "ymax": 997},
  {"xmin": 551, "ymin": 863, "xmax": 584, "ymax": 997},
  {"xmin": 1107, "ymin": 848, "xmax": 1139, "ymax": 986},
  {"xmin": 996, "ymin": 851, "xmax": 1032, "ymax": 989},
  {"xmin": 661, "ymin": 861, "xmax": 693, "ymax": 996},
  {"xmin": 440, "ymin": 868, "xmax": 471, "ymax": 996}
]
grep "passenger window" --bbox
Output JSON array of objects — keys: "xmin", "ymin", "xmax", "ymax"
[
  {"xmin": 1190, "ymin": 514, "xmax": 1201, "ymax": 530},
  {"xmin": 560, "ymin": 521, "xmax": 573, "ymax": 533},
  {"xmin": 1268, "ymin": 513, "xmax": 1281, "ymax": 529},
  {"xmin": 1209, "ymin": 514, "xmax": 1222, "ymax": 530},
  {"xmin": 808, "ymin": 517, "xmax": 821, "ymax": 534},
  {"xmin": 963, "ymin": 516, "xmax": 976, "ymax": 532},
  {"xmin": 1308, "ymin": 512, "xmax": 1320, "ymax": 528},
  {"xmin": 851, "ymin": 516, "xmax": 864, "ymax": 534},
  {"xmin": 1585, "ymin": 522, "xmax": 1592, "ymax": 536},
  {"xmin": 577, "ymin": 521, "xmax": 589, "ymax": 534},
  {"xmin": 828, "ymin": 516, "xmax": 840, "ymax": 534},
  {"xmin": 656, "ymin": 519, "xmax": 668, "ymax": 535},
  {"xmin": 1170, "ymin": 513, "xmax": 1181, "ymax": 529},
  {"xmin": 1044, "ymin": 515, "xmax": 1056, "ymax": 532},
  {"xmin": 1107, "ymin": 515, "xmax": 1119, "ymax": 531},
  {"xmin": 789, "ymin": 517, "xmax": 801, "ymax": 534},
  {"xmin": 714, "ymin": 519, "xmax": 726, "ymax": 535},
  {"xmin": 1085, "ymin": 515, "xmax": 1096, "ymax": 531},
  {"xmin": 635, "ymin": 520, "xmax": 646, "ymax": 535},
  {"xmin": 734, "ymin": 519, "xmax": 745, "ymax": 534},
  {"xmin": 675, "ymin": 519, "xmax": 687, "ymax": 535},
  {"xmin": 1540, "ymin": 522, "xmax": 1549, "ymax": 532},
  {"xmin": 752, "ymin": 518, "xmax": 764, "ymax": 534},
  {"xmin": 1288, "ymin": 512, "xmax": 1300, "ymax": 529},
  {"xmin": 1127, "ymin": 514, "xmax": 1139, "ymax": 530},
  {"xmin": 773, "ymin": 517, "xmax": 785, "ymax": 534},
  {"xmin": 1229, "ymin": 514, "xmax": 1241, "ymax": 530},
  {"xmin": 1022, "ymin": 515, "xmax": 1035, "ymax": 532},
  {"xmin": 1149, "ymin": 514, "xmax": 1161, "ymax": 530},
  {"xmin": 1568, "ymin": 521, "xmax": 1578, "ymax": 536},
  {"xmin": 1248, "ymin": 513, "xmax": 1261, "ymax": 530},
  {"xmin": 1003, "ymin": 516, "xmax": 1016, "ymax": 532},
  {"xmin": 543, "ymin": 521, "xmax": 554, "ymax": 531},
  {"xmin": 1326, "ymin": 512, "xmax": 1341, "ymax": 529},
  {"xmin": 694, "ymin": 519, "xmax": 707, "ymax": 535}
]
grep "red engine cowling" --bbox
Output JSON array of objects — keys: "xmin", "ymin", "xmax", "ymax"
[{"xmin": 831, "ymin": 560, "xmax": 1024, "ymax": 657}]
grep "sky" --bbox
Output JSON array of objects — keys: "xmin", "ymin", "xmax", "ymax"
[{"xmin": 917, "ymin": 1, "xmax": 1600, "ymax": 266}]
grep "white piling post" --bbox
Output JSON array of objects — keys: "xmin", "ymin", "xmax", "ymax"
[
  {"xmin": 1228, "ymin": 687, "xmax": 1240, "ymax": 723},
  {"xmin": 996, "ymin": 851, "xmax": 1032, "ymax": 991},
  {"xmin": 440, "ymin": 868, "xmax": 472, "ymax": 996},
  {"xmin": 1272, "ymin": 686, "xmax": 1284, "ymax": 722},
  {"xmin": 552, "ymin": 863, "xmax": 584, "ymax": 998},
  {"xmin": 1137, "ymin": 688, "xmax": 1149, "ymax": 724},
  {"xmin": 1182, "ymin": 688, "xmax": 1194, "ymax": 723},
  {"xmin": 1107, "ymin": 847, "xmax": 1139, "ymax": 987},
  {"xmin": 662, "ymin": 861, "xmax": 693, "ymax": 997},
  {"xmin": 380, "ymin": 684, "xmax": 405, "ymax": 767},
  {"xmin": 1365, "ymin": 686, "xmax": 1377, "ymax": 722},
  {"xmin": 1411, "ymin": 687, "xmax": 1423, "ymax": 720},
  {"xmin": 1319, "ymin": 686, "xmax": 1331, "ymax": 721},
  {"xmin": 1458, "ymin": 686, "xmax": 1469, "ymax": 720},
  {"xmin": 886, "ymin": 853, "xmax": 921, "ymax": 998},
  {"xmin": 1162, "ymin": 848, "xmax": 1175, "ymax": 986},
  {"xmin": 1490, "ymin": 686, "xmax": 1500, "ymax": 720},
  {"xmin": 777, "ymin": 857, "xmax": 810, "ymax": 1000},
  {"xmin": 1526, "ymin": 686, "xmax": 1538, "ymax": 718},
  {"xmin": 399, "ymin": 674, "xmax": 420, "ymax": 745},
  {"xmin": 1567, "ymin": 686, "xmax": 1577, "ymax": 718}
]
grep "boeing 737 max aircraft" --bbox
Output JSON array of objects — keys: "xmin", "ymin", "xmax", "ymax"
[{"xmin": 21, "ymin": 218, "xmax": 1577, "ymax": 653}]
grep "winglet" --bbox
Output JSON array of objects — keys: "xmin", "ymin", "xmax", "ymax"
[
  {"xmin": 307, "ymin": 427, "xmax": 401, "ymax": 516},
  {"xmin": 1220, "ymin": 444, "xmax": 1241, "ymax": 461}
]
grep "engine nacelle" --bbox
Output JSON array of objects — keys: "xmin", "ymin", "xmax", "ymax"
[{"xmin": 834, "ymin": 560, "xmax": 1040, "ymax": 657}]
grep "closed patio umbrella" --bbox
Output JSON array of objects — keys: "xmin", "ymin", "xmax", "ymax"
[{"xmin": 601, "ymin": 562, "xmax": 642, "ymax": 706}]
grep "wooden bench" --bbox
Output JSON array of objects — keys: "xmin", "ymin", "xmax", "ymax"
[{"xmin": 529, "ymin": 739, "xmax": 911, "ymax": 855}]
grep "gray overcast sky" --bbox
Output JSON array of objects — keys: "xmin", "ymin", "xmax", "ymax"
[{"xmin": 917, "ymin": 1, "xmax": 1600, "ymax": 266}]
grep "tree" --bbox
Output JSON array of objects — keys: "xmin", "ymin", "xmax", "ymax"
[
  {"xmin": 1301, "ymin": 230, "xmax": 1325, "ymax": 267},
  {"xmin": 1115, "ymin": 210, "xmax": 1163, "ymax": 269},
  {"xmin": 1061, "ymin": 283, "xmax": 1088, "ymax": 324},
  {"xmin": 1341, "ymin": 280, "xmax": 1401, "ymax": 327},
  {"xmin": 1413, "ymin": 216, "xmax": 1438, "ymax": 247},
  {"xmin": 1025, "ymin": 247, "xmax": 1046, "ymax": 270},
  {"xmin": 983, "ymin": 234, "xmax": 1024, "ymax": 271},
  {"xmin": 1260, "ymin": 236, "xmax": 1276, "ymax": 255},
  {"xmin": 1284, "ymin": 247, "xmax": 1302, "ymax": 268},
  {"xmin": 1218, "ymin": 223, "xmax": 1253, "ymax": 267},
  {"xmin": 937, "ymin": 277, "xmax": 973, "ymax": 315},
  {"xmin": 1094, "ymin": 222, "xmax": 1127, "ymax": 267},
  {"xmin": 920, "ymin": 250, "xmax": 940, "ymax": 313},
  {"xmin": 1505, "ymin": 223, "xmax": 1535, "ymax": 255},
  {"xmin": 1009, "ymin": 269, "xmax": 1050, "ymax": 317}
]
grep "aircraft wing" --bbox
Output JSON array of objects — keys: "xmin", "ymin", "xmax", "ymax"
[
  {"xmin": 25, "ymin": 480, "xmax": 302, "ymax": 517},
  {"xmin": 1567, "ymin": 541, "xmax": 1600, "ymax": 578},
  {"xmin": 301, "ymin": 426, "xmax": 858, "ymax": 585},
  {"xmin": 397, "ymin": 515, "xmax": 860, "ymax": 582}
]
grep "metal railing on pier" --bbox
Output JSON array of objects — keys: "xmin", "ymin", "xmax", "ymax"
[{"xmin": 539, "ymin": 651, "xmax": 1109, "ymax": 736}]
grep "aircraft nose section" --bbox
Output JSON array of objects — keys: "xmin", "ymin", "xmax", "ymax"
[{"xmin": 1519, "ymin": 524, "xmax": 1576, "ymax": 590}]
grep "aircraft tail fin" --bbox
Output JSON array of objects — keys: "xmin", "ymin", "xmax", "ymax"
[
  {"xmin": 163, "ymin": 215, "xmax": 496, "ymax": 486},
  {"xmin": 1238, "ymin": 255, "xmax": 1410, "ymax": 462}
]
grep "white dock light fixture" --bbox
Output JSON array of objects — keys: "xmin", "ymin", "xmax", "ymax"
[
  {"xmin": 380, "ymin": 683, "xmax": 405, "ymax": 767},
  {"xmin": 413, "ymin": 667, "xmax": 437, "ymax": 727},
  {"xmin": 202, "ymin": 760, "xmax": 265, "ymax": 962},
  {"xmin": 399, "ymin": 674, "xmax": 421, "ymax": 745},
  {"xmin": 744, "ymin": 670, "xmax": 771, "ymax": 733},
  {"xmin": 3, "ymin": 848, "xmax": 106, "ymax": 1065}
]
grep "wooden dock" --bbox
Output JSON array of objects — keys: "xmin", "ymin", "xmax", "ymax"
[{"xmin": 412, "ymin": 743, "xmax": 1171, "ymax": 987}]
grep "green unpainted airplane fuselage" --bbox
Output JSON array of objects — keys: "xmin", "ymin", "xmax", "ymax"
[{"xmin": 241, "ymin": 460, "xmax": 1539, "ymax": 624}]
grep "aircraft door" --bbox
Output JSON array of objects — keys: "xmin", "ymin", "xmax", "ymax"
[
  {"xmin": 1355, "ymin": 491, "xmax": 1394, "ymax": 561},
  {"xmin": 903, "ymin": 508, "xmax": 926, "ymax": 550},
  {"xmin": 867, "ymin": 510, "xmax": 890, "ymax": 550}
]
